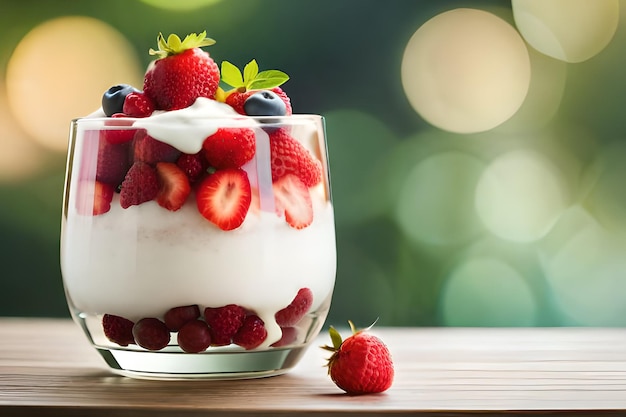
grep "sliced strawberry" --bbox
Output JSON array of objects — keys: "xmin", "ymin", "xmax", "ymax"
[
  {"xmin": 155, "ymin": 162, "xmax": 191, "ymax": 211},
  {"xmin": 269, "ymin": 128, "xmax": 322, "ymax": 187},
  {"xmin": 176, "ymin": 152, "xmax": 207, "ymax": 183},
  {"xmin": 273, "ymin": 174, "xmax": 313, "ymax": 229},
  {"xmin": 76, "ymin": 180, "xmax": 115, "ymax": 216},
  {"xmin": 196, "ymin": 168, "xmax": 252, "ymax": 231},
  {"xmin": 275, "ymin": 288, "xmax": 314, "ymax": 327},
  {"xmin": 119, "ymin": 161, "xmax": 159, "ymax": 208},
  {"xmin": 133, "ymin": 130, "xmax": 181, "ymax": 165},
  {"xmin": 202, "ymin": 127, "xmax": 256, "ymax": 169}
]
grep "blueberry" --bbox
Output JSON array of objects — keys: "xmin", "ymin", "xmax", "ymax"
[
  {"xmin": 102, "ymin": 84, "xmax": 140, "ymax": 117},
  {"xmin": 243, "ymin": 90, "xmax": 287, "ymax": 117}
]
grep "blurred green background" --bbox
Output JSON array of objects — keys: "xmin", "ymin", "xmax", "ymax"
[{"xmin": 2, "ymin": 0, "xmax": 626, "ymax": 327}]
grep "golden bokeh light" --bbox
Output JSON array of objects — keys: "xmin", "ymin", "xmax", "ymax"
[
  {"xmin": 139, "ymin": 0, "xmax": 222, "ymax": 11},
  {"xmin": 440, "ymin": 257, "xmax": 537, "ymax": 326},
  {"xmin": 475, "ymin": 149, "xmax": 568, "ymax": 242},
  {"xmin": 395, "ymin": 151, "xmax": 485, "ymax": 246},
  {"xmin": 401, "ymin": 8, "xmax": 531, "ymax": 134},
  {"xmin": 512, "ymin": 0, "xmax": 619, "ymax": 63},
  {"xmin": 6, "ymin": 16, "xmax": 144, "ymax": 152},
  {"xmin": 0, "ymin": 83, "xmax": 45, "ymax": 181}
]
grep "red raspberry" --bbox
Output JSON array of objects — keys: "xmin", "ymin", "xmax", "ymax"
[
  {"xmin": 123, "ymin": 91, "xmax": 155, "ymax": 117},
  {"xmin": 176, "ymin": 152, "xmax": 207, "ymax": 182},
  {"xmin": 275, "ymin": 288, "xmax": 313, "ymax": 327},
  {"xmin": 177, "ymin": 320, "xmax": 212, "ymax": 353},
  {"xmin": 226, "ymin": 87, "xmax": 292, "ymax": 115},
  {"xmin": 203, "ymin": 304, "xmax": 246, "ymax": 346},
  {"xmin": 164, "ymin": 304, "xmax": 200, "ymax": 331},
  {"xmin": 269, "ymin": 128, "xmax": 322, "ymax": 187},
  {"xmin": 102, "ymin": 314, "xmax": 135, "ymax": 346},
  {"xmin": 133, "ymin": 131, "xmax": 181, "ymax": 165},
  {"xmin": 132, "ymin": 317, "xmax": 171, "ymax": 351},
  {"xmin": 119, "ymin": 161, "xmax": 160, "ymax": 208},
  {"xmin": 103, "ymin": 114, "xmax": 137, "ymax": 145},
  {"xmin": 95, "ymin": 134, "xmax": 131, "ymax": 187},
  {"xmin": 202, "ymin": 127, "xmax": 256, "ymax": 169},
  {"xmin": 233, "ymin": 315, "xmax": 267, "ymax": 350}
]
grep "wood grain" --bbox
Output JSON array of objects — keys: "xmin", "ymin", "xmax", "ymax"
[{"xmin": 1, "ymin": 318, "xmax": 626, "ymax": 416}]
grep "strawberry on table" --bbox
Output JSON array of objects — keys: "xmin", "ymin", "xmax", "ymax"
[
  {"xmin": 322, "ymin": 321, "xmax": 394, "ymax": 395},
  {"xmin": 273, "ymin": 174, "xmax": 313, "ymax": 229},
  {"xmin": 196, "ymin": 168, "xmax": 252, "ymax": 231},
  {"xmin": 144, "ymin": 31, "xmax": 220, "ymax": 111}
]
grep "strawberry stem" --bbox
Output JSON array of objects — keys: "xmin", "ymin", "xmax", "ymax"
[{"xmin": 149, "ymin": 31, "xmax": 216, "ymax": 58}]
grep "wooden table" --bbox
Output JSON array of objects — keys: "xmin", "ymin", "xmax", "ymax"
[{"xmin": 1, "ymin": 318, "xmax": 626, "ymax": 416}]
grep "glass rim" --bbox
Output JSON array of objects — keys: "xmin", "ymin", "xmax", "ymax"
[{"xmin": 72, "ymin": 113, "xmax": 324, "ymax": 124}]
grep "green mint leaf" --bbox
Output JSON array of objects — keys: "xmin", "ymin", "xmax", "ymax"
[
  {"xmin": 220, "ymin": 61, "xmax": 244, "ymax": 88},
  {"xmin": 243, "ymin": 59, "xmax": 259, "ymax": 87},
  {"xmin": 248, "ymin": 69, "xmax": 289, "ymax": 90}
]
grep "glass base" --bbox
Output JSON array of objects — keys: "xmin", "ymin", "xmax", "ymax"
[{"xmin": 97, "ymin": 345, "xmax": 308, "ymax": 380}]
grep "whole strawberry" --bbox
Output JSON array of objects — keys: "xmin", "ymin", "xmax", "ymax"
[
  {"xmin": 322, "ymin": 321, "xmax": 394, "ymax": 395},
  {"xmin": 144, "ymin": 31, "xmax": 220, "ymax": 111}
]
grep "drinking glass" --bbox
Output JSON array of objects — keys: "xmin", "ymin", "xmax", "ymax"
[{"xmin": 60, "ymin": 113, "xmax": 336, "ymax": 379}]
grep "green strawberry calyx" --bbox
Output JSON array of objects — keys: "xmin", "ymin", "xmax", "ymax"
[
  {"xmin": 221, "ymin": 59, "xmax": 289, "ymax": 93},
  {"xmin": 149, "ymin": 31, "xmax": 216, "ymax": 59}
]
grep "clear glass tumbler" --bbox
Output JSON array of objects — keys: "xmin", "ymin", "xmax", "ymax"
[{"xmin": 60, "ymin": 111, "xmax": 336, "ymax": 379}]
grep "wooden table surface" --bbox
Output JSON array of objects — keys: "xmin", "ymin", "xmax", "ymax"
[{"xmin": 1, "ymin": 318, "xmax": 626, "ymax": 416}]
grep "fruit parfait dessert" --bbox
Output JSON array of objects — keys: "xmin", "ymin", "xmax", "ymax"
[{"xmin": 60, "ymin": 32, "xmax": 336, "ymax": 379}]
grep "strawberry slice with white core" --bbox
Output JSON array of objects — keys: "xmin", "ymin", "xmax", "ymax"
[
  {"xmin": 196, "ymin": 168, "xmax": 252, "ymax": 231},
  {"xmin": 273, "ymin": 174, "xmax": 313, "ymax": 229},
  {"xmin": 155, "ymin": 162, "xmax": 191, "ymax": 211}
]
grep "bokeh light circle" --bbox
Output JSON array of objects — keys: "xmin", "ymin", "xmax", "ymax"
[
  {"xmin": 540, "ymin": 206, "xmax": 626, "ymax": 326},
  {"xmin": 6, "ymin": 16, "xmax": 143, "ymax": 152},
  {"xmin": 395, "ymin": 151, "xmax": 485, "ymax": 246},
  {"xmin": 401, "ymin": 8, "xmax": 531, "ymax": 134},
  {"xmin": 440, "ymin": 257, "xmax": 537, "ymax": 326},
  {"xmin": 139, "ymin": 0, "xmax": 222, "ymax": 11},
  {"xmin": 512, "ymin": 0, "xmax": 619, "ymax": 63},
  {"xmin": 475, "ymin": 149, "xmax": 568, "ymax": 243}
]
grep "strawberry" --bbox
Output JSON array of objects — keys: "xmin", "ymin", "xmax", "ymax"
[
  {"xmin": 133, "ymin": 130, "xmax": 181, "ymax": 165},
  {"xmin": 269, "ymin": 128, "xmax": 322, "ymax": 187},
  {"xmin": 322, "ymin": 321, "xmax": 394, "ymax": 395},
  {"xmin": 204, "ymin": 304, "xmax": 246, "ymax": 346},
  {"xmin": 176, "ymin": 152, "xmax": 207, "ymax": 182},
  {"xmin": 96, "ymin": 134, "xmax": 131, "ymax": 187},
  {"xmin": 202, "ymin": 127, "xmax": 256, "ymax": 169},
  {"xmin": 220, "ymin": 60, "xmax": 291, "ymax": 115},
  {"xmin": 123, "ymin": 91, "xmax": 155, "ymax": 117},
  {"xmin": 102, "ymin": 314, "xmax": 135, "ymax": 347},
  {"xmin": 275, "ymin": 288, "xmax": 313, "ymax": 327},
  {"xmin": 232, "ymin": 315, "xmax": 267, "ymax": 350},
  {"xmin": 273, "ymin": 174, "xmax": 313, "ymax": 229},
  {"xmin": 76, "ymin": 180, "xmax": 115, "ymax": 216},
  {"xmin": 196, "ymin": 168, "xmax": 252, "ymax": 231},
  {"xmin": 155, "ymin": 162, "xmax": 191, "ymax": 211},
  {"xmin": 143, "ymin": 32, "xmax": 220, "ymax": 110},
  {"xmin": 119, "ymin": 161, "xmax": 160, "ymax": 208}
]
